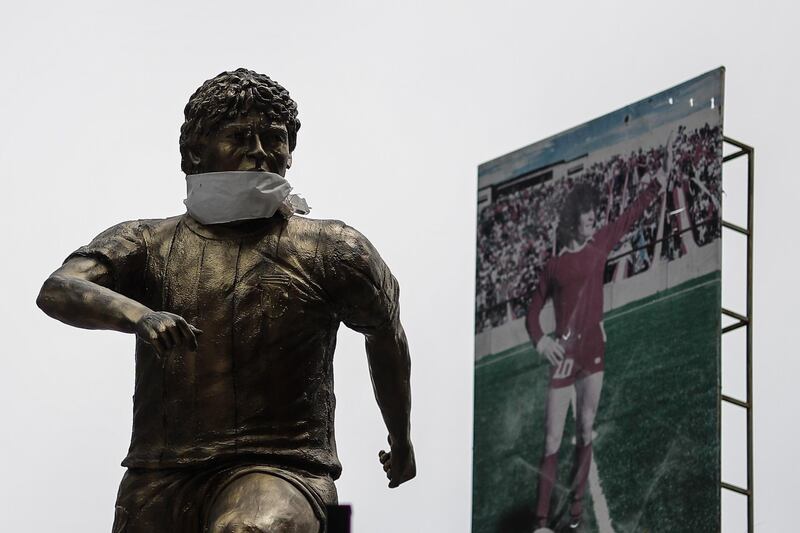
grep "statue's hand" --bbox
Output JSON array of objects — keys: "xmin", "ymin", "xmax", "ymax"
[
  {"xmin": 378, "ymin": 435, "xmax": 416, "ymax": 488},
  {"xmin": 134, "ymin": 311, "xmax": 202, "ymax": 358}
]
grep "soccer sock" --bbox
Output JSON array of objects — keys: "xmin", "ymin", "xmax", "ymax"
[
  {"xmin": 535, "ymin": 452, "xmax": 559, "ymax": 524},
  {"xmin": 569, "ymin": 442, "xmax": 593, "ymax": 518}
]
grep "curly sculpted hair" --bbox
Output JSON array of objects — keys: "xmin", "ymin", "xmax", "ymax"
[{"xmin": 179, "ymin": 68, "xmax": 300, "ymax": 174}]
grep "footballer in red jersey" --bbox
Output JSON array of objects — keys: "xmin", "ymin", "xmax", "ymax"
[{"xmin": 527, "ymin": 168, "xmax": 665, "ymax": 532}]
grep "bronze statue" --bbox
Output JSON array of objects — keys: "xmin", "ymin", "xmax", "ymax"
[{"xmin": 36, "ymin": 68, "xmax": 415, "ymax": 533}]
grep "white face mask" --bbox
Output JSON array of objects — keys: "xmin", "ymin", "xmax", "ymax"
[{"xmin": 184, "ymin": 171, "xmax": 310, "ymax": 225}]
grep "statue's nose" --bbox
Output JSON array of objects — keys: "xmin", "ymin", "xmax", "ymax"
[{"xmin": 246, "ymin": 133, "xmax": 268, "ymax": 162}]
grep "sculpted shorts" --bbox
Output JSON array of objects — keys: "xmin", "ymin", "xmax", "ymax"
[{"xmin": 111, "ymin": 461, "xmax": 336, "ymax": 533}]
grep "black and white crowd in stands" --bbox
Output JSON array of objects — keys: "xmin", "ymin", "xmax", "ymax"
[{"xmin": 476, "ymin": 124, "xmax": 722, "ymax": 333}]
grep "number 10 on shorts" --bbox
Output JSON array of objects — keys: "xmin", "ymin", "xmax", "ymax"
[{"xmin": 553, "ymin": 358, "xmax": 574, "ymax": 379}]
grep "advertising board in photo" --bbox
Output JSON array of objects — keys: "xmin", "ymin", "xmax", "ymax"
[{"xmin": 473, "ymin": 68, "xmax": 724, "ymax": 533}]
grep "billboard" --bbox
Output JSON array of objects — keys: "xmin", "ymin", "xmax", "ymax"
[{"xmin": 473, "ymin": 69, "xmax": 724, "ymax": 533}]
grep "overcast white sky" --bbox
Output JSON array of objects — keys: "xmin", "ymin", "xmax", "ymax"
[{"xmin": 0, "ymin": 1, "xmax": 796, "ymax": 531}]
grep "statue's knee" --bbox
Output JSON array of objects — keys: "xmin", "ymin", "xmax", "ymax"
[
  {"xmin": 208, "ymin": 516, "xmax": 272, "ymax": 533},
  {"xmin": 209, "ymin": 511, "xmax": 311, "ymax": 533},
  {"xmin": 215, "ymin": 520, "xmax": 260, "ymax": 533},
  {"xmin": 258, "ymin": 513, "xmax": 299, "ymax": 533},
  {"xmin": 207, "ymin": 474, "xmax": 319, "ymax": 533},
  {"xmin": 260, "ymin": 508, "xmax": 318, "ymax": 533}
]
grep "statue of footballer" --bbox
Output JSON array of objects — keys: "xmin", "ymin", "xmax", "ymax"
[{"xmin": 37, "ymin": 68, "xmax": 415, "ymax": 533}]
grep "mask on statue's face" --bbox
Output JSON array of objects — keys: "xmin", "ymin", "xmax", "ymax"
[
  {"xmin": 184, "ymin": 171, "xmax": 307, "ymax": 225},
  {"xmin": 184, "ymin": 111, "xmax": 308, "ymax": 225}
]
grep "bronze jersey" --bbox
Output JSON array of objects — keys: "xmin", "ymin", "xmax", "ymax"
[{"xmin": 68, "ymin": 214, "xmax": 401, "ymax": 479}]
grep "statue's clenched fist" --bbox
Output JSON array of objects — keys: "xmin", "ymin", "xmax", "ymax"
[
  {"xmin": 378, "ymin": 435, "xmax": 416, "ymax": 488},
  {"xmin": 134, "ymin": 311, "xmax": 201, "ymax": 357}
]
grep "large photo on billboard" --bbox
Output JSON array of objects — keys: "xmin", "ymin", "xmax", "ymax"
[{"xmin": 473, "ymin": 69, "xmax": 724, "ymax": 533}]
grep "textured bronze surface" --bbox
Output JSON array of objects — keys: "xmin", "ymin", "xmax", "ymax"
[{"xmin": 37, "ymin": 68, "xmax": 414, "ymax": 533}]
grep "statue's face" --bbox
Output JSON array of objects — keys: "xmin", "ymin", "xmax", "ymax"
[{"xmin": 195, "ymin": 110, "xmax": 292, "ymax": 176}]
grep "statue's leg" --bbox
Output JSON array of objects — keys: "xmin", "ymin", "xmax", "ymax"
[
  {"xmin": 568, "ymin": 370, "xmax": 604, "ymax": 521},
  {"xmin": 534, "ymin": 384, "xmax": 573, "ymax": 528},
  {"xmin": 206, "ymin": 473, "xmax": 321, "ymax": 533},
  {"xmin": 113, "ymin": 468, "xmax": 205, "ymax": 533}
]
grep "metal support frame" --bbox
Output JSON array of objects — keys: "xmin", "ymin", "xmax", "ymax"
[{"xmin": 720, "ymin": 136, "xmax": 754, "ymax": 531}]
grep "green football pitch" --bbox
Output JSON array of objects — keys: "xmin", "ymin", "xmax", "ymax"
[{"xmin": 472, "ymin": 272, "xmax": 720, "ymax": 533}]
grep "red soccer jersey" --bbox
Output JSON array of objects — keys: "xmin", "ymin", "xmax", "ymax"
[{"xmin": 526, "ymin": 181, "xmax": 661, "ymax": 364}]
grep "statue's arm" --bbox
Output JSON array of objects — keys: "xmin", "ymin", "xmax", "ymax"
[
  {"xmin": 323, "ymin": 222, "xmax": 416, "ymax": 487},
  {"xmin": 37, "ymin": 258, "xmax": 199, "ymax": 356},
  {"xmin": 367, "ymin": 313, "xmax": 415, "ymax": 488},
  {"xmin": 37, "ymin": 256, "xmax": 150, "ymax": 333}
]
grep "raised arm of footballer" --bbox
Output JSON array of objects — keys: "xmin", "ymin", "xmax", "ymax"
[{"xmin": 592, "ymin": 177, "xmax": 663, "ymax": 256}]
